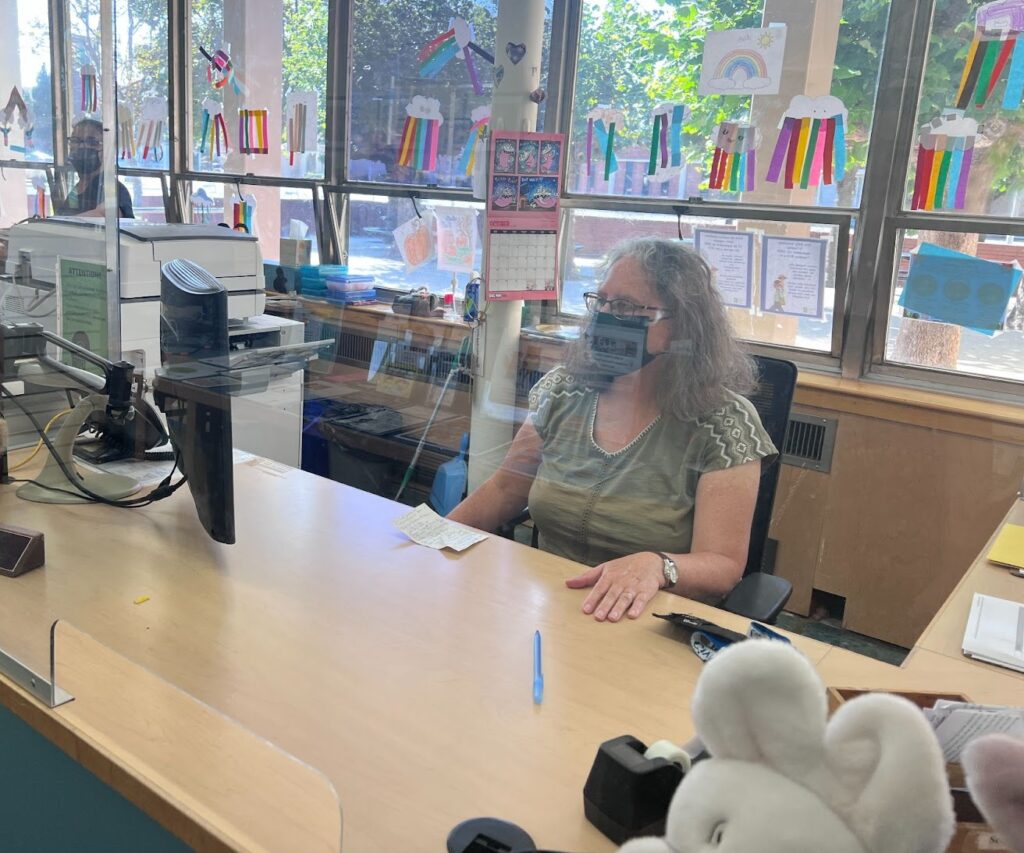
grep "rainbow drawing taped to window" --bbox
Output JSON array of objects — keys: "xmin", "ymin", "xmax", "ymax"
[
  {"xmin": 199, "ymin": 98, "xmax": 230, "ymax": 158},
  {"xmin": 118, "ymin": 105, "xmax": 136, "ymax": 161},
  {"xmin": 586, "ymin": 106, "xmax": 624, "ymax": 181},
  {"xmin": 136, "ymin": 97, "xmax": 167, "ymax": 163},
  {"xmin": 418, "ymin": 16, "xmax": 493, "ymax": 96},
  {"xmin": 230, "ymin": 191, "xmax": 256, "ymax": 232},
  {"xmin": 398, "ymin": 96, "xmax": 444, "ymax": 172},
  {"xmin": 956, "ymin": 0, "xmax": 1024, "ymax": 109},
  {"xmin": 458, "ymin": 105, "xmax": 490, "ymax": 175},
  {"xmin": 286, "ymin": 91, "xmax": 317, "ymax": 166},
  {"xmin": 697, "ymin": 27, "xmax": 786, "ymax": 96},
  {"xmin": 647, "ymin": 102, "xmax": 689, "ymax": 181},
  {"xmin": 911, "ymin": 111, "xmax": 977, "ymax": 211},
  {"xmin": 238, "ymin": 109, "xmax": 269, "ymax": 155},
  {"xmin": 766, "ymin": 95, "xmax": 847, "ymax": 189},
  {"xmin": 80, "ymin": 65, "xmax": 98, "ymax": 113},
  {"xmin": 709, "ymin": 122, "xmax": 758, "ymax": 192},
  {"xmin": 0, "ymin": 87, "xmax": 33, "ymax": 154}
]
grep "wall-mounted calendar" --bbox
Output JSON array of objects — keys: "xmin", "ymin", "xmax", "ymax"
[{"xmin": 485, "ymin": 131, "xmax": 564, "ymax": 302}]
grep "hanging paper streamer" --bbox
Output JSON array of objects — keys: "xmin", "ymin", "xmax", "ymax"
[
  {"xmin": 118, "ymin": 105, "xmax": 136, "ymax": 161},
  {"xmin": 586, "ymin": 106, "xmax": 624, "ymax": 181},
  {"xmin": 709, "ymin": 121, "xmax": 758, "ymax": 192},
  {"xmin": 136, "ymin": 97, "xmax": 167, "ymax": 163},
  {"xmin": 238, "ymin": 108, "xmax": 269, "ymax": 155},
  {"xmin": 418, "ymin": 17, "xmax": 494, "ymax": 96},
  {"xmin": 81, "ymin": 65, "xmax": 98, "ymax": 113},
  {"xmin": 766, "ymin": 95, "xmax": 847, "ymax": 189},
  {"xmin": 646, "ymin": 102, "xmax": 689, "ymax": 182},
  {"xmin": 228, "ymin": 190, "xmax": 257, "ymax": 233},
  {"xmin": 911, "ymin": 111, "xmax": 978, "ymax": 211},
  {"xmin": 199, "ymin": 98, "xmax": 230, "ymax": 158},
  {"xmin": 285, "ymin": 91, "xmax": 317, "ymax": 166},
  {"xmin": 199, "ymin": 43, "xmax": 245, "ymax": 96},
  {"xmin": 31, "ymin": 174, "xmax": 47, "ymax": 218},
  {"xmin": 458, "ymin": 105, "xmax": 490, "ymax": 175},
  {"xmin": 397, "ymin": 96, "xmax": 443, "ymax": 171},
  {"xmin": 953, "ymin": 0, "xmax": 1024, "ymax": 109},
  {"xmin": 0, "ymin": 87, "xmax": 33, "ymax": 154}
]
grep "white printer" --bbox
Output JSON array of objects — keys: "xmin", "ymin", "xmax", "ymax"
[{"xmin": 4, "ymin": 217, "xmax": 266, "ymax": 370}]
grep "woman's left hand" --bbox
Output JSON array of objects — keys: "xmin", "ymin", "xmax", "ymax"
[{"xmin": 566, "ymin": 552, "xmax": 665, "ymax": 622}]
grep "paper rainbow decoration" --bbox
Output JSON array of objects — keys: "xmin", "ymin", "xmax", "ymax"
[
  {"xmin": 911, "ymin": 112, "xmax": 977, "ymax": 211},
  {"xmin": 200, "ymin": 44, "xmax": 245, "ymax": 96},
  {"xmin": 238, "ymin": 108, "xmax": 269, "ymax": 155},
  {"xmin": 232, "ymin": 195, "xmax": 254, "ymax": 232},
  {"xmin": 398, "ymin": 115, "xmax": 442, "ymax": 171},
  {"xmin": 81, "ymin": 65, "xmax": 98, "ymax": 113},
  {"xmin": 458, "ymin": 108, "xmax": 490, "ymax": 175},
  {"xmin": 418, "ymin": 17, "xmax": 492, "ymax": 96},
  {"xmin": 955, "ymin": 0, "xmax": 1024, "ymax": 109},
  {"xmin": 0, "ymin": 87, "xmax": 33, "ymax": 153},
  {"xmin": 199, "ymin": 99, "xmax": 230, "ymax": 158},
  {"xmin": 713, "ymin": 50, "xmax": 769, "ymax": 86},
  {"xmin": 709, "ymin": 121, "xmax": 757, "ymax": 192},
  {"xmin": 118, "ymin": 106, "xmax": 136, "ymax": 161},
  {"xmin": 647, "ymin": 103, "xmax": 688, "ymax": 176},
  {"xmin": 586, "ymin": 106, "xmax": 624, "ymax": 181},
  {"xmin": 766, "ymin": 96, "xmax": 847, "ymax": 189}
]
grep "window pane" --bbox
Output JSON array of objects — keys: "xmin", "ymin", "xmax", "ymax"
[
  {"xmin": 904, "ymin": 0, "xmax": 1024, "ymax": 216},
  {"xmin": 569, "ymin": 0, "xmax": 887, "ymax": 207},
  {"xmin": 0, "ymin": 167, "xmax": 52, "ymax": 228},
  {"xmin": 190, "ymin": 0, "xmax": 328, "ymax": 178},
  {"xmin": 349, "ymin": 1, "xmax": 551, "ymax": 188},
  {"xmin": 121, "ymin": 174, "xmax": 167, "ymax": 222},
  {"xmin": 347, "ymin": 194, "xmax": 482, "ymax": 293},
  {"xmin": 561, "ymin": 209, "xmax": 841, "ymax": 353},
  {"xmin": 3, "ymin": 1, "xmax": 54, "ymax": 161},
  {"xmin": 189, "ymin": 180, "xmax": 320, "ymax": 266},
  {"xmin": 884, "ymin": 230, "xmax": 1024, "ymax": 382},
  {"xmin": 115, "ymin": 0, "xmax": 170, "ymax": 170}
]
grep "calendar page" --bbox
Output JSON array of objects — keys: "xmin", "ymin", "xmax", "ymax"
[{"xmin": 485, "ymin": 131, "xmax": 564, "ymax": 301}]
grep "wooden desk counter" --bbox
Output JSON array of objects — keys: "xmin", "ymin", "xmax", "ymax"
[
  {"xmin": 916, "ymin": 499, "xmax": 1024, "ymax": 673},
  {"xmin": 0, "ymin": 461, "xmax": 832, "ymax": 852}
]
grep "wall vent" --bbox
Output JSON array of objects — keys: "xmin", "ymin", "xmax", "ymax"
[{"xmin": 782, "ymin": 414, "xmax": 837, "ymax": 473}]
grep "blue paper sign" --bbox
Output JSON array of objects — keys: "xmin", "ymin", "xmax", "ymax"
[{"xmin": 899, "ymin": 243, "xmax": 1019, "ymax": 334}]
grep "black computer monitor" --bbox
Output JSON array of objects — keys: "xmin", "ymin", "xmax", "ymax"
[{"xmin": 153, "ymin": 259, "xmax": 235, "ymax": 545}]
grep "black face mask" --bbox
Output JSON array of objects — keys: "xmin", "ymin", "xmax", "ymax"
[
  {"xmin": 583, "ymin": 311, "xmax": 657, "ymax": 379},
  {"xmin": 70, "ymin": 148, "xmax": 101, "ymax": 177}
]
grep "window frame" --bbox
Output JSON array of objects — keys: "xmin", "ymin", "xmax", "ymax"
[{"xmin": 33, "ymin": 0, "xmax": 1020, "ymax": 399}]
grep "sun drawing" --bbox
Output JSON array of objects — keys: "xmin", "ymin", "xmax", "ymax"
[{"xmin": 757, "ymin": 32, "xmax": 776, "ymax": 48}]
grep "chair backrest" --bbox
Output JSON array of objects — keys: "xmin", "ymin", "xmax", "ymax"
[{"xmin": 743, "ymin": 355, "xmax": 798, "ymax": 577}]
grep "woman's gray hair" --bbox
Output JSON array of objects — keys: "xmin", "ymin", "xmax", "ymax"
[{"xmin": 568, "ymin": 236, "xmax": 756, "ymax": 420}]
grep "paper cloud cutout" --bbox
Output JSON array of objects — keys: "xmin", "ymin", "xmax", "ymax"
[{"xmin": 406, "ymin": 95, "xmax": 444, "ymax": 124}]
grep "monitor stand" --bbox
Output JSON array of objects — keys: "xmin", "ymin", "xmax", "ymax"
[{"xmin": 17, "ymin": 394, "xmax": 141, "ymax": 504}]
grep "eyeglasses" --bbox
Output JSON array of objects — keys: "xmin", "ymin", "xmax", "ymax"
[
  {"xmin": 583, "ymin": 292, "xmax": 673, "ymax": 322},
  {"xmin": 67, "ymin": 136, "xmax": 102, "ymax": 150}
]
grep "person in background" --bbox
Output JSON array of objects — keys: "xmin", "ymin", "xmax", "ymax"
[
  {"xmin": 56, "ymin": 118, "xmax": 134, "ymax": 219},
  {"xmin": 448, "ymin": 237, "xmax": 777, "ymax": 623}
]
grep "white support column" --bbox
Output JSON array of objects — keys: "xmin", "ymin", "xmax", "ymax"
[
  {"xmin": 467, "ymin": 0, "xmax": 546, "ymax": 490},
  {"xmin": 0, "ymin": 3, "xmax": 27, "ymax": 226}
]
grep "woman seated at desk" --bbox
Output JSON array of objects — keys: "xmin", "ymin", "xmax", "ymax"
[
  {"xmin": 449, "ymin": 237, "xmax": 776, "ymax": 623},
  {"xmin": 55, "ymin": 118, "xmax": 135, "ymax": 219}
]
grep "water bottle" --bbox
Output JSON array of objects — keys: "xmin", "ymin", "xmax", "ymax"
[{"xmin": 463, "ymin": 279, "xmax": 480, "ymax": 322}]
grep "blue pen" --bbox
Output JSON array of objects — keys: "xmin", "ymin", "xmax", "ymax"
[{"xmin": 533, "ymin": 630, "xmax": 544, "ymax": 704}]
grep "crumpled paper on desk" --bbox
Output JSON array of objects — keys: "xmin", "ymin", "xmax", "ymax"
[{"xmin": 395, "ymin": 504, "xmax": 487, "ymax": 552}]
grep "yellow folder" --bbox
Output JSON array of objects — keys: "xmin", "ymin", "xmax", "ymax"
[{"xmin": 987, "ymin": 523, "xmax": 1024, "ymax": 570}]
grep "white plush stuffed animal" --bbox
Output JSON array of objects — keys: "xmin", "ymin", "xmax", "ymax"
[{"xmin": 620, "ymin": 641, "xmax": 955, "ymax": 853}]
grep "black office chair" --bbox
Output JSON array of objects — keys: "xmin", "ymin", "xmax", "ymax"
[{"xmin": 499, "ymin": 355, "xmax": 797, "ymax": 624}]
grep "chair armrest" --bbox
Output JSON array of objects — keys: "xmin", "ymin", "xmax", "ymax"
[
  {"xmin": 720, "ymin": 573, "xmax": 792, "ymax": 624},
  {"xmin": 497, "ymin": 508, "xmax": 532, "ymax": 541}
]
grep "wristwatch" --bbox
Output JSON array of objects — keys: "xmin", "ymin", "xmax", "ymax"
[{"xmin": 655, "ymin": 551, "xmax": 679, "ymax": 589}]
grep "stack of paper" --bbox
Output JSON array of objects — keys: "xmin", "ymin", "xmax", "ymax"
[
  {"xmin": 922, "ymin": 700, "xmax": 1024, "ymax": 763},
  {"xmin": 962, "ymin": 593, "xmax": 1024, "ymax": 673},
  {"xmin": 987, "ymin": 523, "xmax": 1024, "ymax": 570}
]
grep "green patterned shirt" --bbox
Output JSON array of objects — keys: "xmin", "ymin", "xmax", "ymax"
[{"xmin": 527, "ymin": 366, "xmax": 777, "ymax": 568}]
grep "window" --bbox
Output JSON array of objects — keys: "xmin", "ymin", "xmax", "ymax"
[
  {"xmin": 0, "ymin": 168, "xmax": 51, "ymax": 229},
  {"xmin": 347, "ymin": 194, "xmax": 482, "ymax": 292},
  {"xmin": 561, "ymin": 208, "xmax": 844, "ymax": 353},
  {"xmin": 190, "ymin": 0, "xmax": 328, "ymax": 179},
  {"xmin": 115, "ymin": 0, "xmax": 170, "ymax": 170},
  {"xmin": 568, "ymin": 0, "xmax": 889, "ymax": 207},
  {"xmin": 348, "ymin": 0, "xmax": 551, "ymax": 188},
  {"xmin": 5, "ymin": 0, "xmax": 54, "ymax": 160}
]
